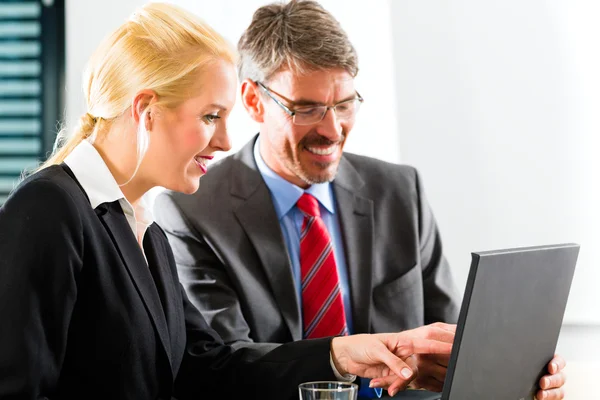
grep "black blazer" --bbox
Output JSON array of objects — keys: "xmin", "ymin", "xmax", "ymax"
[{"xmin": 0, "ymin": 164, "xmax": 334, "ymax": 400}]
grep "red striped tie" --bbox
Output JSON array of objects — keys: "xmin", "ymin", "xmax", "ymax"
[{"xmin": 297, "ymin": 193, "xmax": 348, "ymax": 339}]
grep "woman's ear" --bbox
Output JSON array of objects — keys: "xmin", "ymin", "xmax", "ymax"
[
  {"xmin": 240, "ymin": 79, "xmax": 264, "ymax": 123},
  {"xmin": 131, "ymin": 90, "xmax": 158, "ymax": 130}
]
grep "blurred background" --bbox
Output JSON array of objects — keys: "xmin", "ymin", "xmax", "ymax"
[{"xmin": 1, "ymin": 0, "xmax": 598, "ymax": 375}]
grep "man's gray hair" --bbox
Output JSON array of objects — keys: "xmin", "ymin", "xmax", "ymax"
[{"xmin": 238, "ymin": 0, "xmax": 358, "ymax": 83}]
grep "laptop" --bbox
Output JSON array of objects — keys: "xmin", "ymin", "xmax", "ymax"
[{"xmin": 391, "ymin": 243, "xmax": 580, "ymax": 400}]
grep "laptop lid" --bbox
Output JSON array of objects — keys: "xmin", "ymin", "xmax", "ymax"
[{"xmin": 440, "ymin": 243, "xmax": 579, "ymax": 400}]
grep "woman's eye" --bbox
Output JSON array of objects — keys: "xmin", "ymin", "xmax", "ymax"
[{"xmin": 202, "ymin": 114, "xmax": 221, "ymax": 124}]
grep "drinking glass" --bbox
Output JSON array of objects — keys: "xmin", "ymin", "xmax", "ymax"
[{"xmin": 298, "ymin": 381, "xmax": 358, "ymax": 400}]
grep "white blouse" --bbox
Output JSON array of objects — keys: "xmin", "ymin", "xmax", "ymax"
[{"xmin": 64, "ymin": 140, "xmax": 154, "ymax": 252}]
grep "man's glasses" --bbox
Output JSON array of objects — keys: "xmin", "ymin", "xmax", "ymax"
[{"xmin": 257, "ymin": 81, "xmax": 363, "ymax": 126}]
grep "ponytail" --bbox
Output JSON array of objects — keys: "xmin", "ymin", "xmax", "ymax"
[{"xmin": 36, "ymin": 113, "xmax": 101, "ymax": 172}]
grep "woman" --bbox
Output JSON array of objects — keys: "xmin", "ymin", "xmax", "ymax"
[{"xmin": 0, "ymin": 3, "xmax": 455, "ymax": 399}]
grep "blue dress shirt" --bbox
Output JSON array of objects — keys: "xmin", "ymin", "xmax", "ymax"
[
  {"xmin": 253, "ymin": 139, "xmax": 381, "ymax": 398},
  {"xmin": 253, "ymin": 139, "xmax": 354, "ymax": 333}
]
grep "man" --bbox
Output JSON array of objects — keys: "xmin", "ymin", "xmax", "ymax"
[{"xmin": 155, "ymin": 1, "xmax": 566, "ymax": 398}]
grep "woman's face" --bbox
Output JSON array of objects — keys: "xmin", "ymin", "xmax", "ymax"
[{"xmin": 146, "ymin": 59, "xmax": 237, "ymax": 194}]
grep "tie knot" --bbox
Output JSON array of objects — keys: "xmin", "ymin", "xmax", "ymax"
[{"xmin": 297, "ymin": 193, "xmax": 320, "ymax": 217}]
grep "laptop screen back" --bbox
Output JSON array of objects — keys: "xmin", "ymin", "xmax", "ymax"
[{"xmin": 442, "ymin": 243, "xmax": 579, "ymax": 400}]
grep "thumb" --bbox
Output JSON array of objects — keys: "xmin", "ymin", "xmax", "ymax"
[{"xmin": 369, "ymin": 341, "xmax": 415, "ymax": 382}]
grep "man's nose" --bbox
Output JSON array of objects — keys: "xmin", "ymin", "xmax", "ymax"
[{"xmin": 315, "ymin": 108, "xmax": 342, "ymax": 141}]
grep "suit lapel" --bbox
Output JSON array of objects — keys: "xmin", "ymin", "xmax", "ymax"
[
  {"xmin": 230, "ymin": 139, "xmax": 303, "ymax": 341},
  {"xmin": 333, "ymin": 157, "xmax": 374, "ymax": 334},
  {"xmin": 144, "ymin": 224, "xmax": 186, "ymax": 373},
  {"xmin": 96, "ymin": 202, "xmax": 174, "ymax": 375}
]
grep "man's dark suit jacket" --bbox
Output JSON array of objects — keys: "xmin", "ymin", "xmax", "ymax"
[
  {"xmin": 155, "ymin": 136, "xmax": 459, "ymax": 354},
  {"xmin": 0, "ymin": 164, "xmax": 334, "ymax": 400}
]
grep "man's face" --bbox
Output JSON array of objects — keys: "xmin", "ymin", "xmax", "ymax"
[{"xmin": 258, "ymin": 68, "xmax": 358, "ymax": 188}]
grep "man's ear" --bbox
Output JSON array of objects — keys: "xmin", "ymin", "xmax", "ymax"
[
  {"xmin": 131, "ymin": 89, "xmax": 159, "ymax": 130},
  {"xmin": 240, "ymin": 79, "xmax": 264, "ymax": 123}
]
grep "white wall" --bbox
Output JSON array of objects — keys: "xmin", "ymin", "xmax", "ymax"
[
  {"xmin": 65, "ymin": 0, "xmax": 145, "ymax": 128},
  {"xmin": 390, "ymin": 0, "xmax": 600, "ymax": 326}
]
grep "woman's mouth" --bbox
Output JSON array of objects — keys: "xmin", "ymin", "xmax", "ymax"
[{"xmin": 193, "ymin": 155, "xmax": 213, "ymax": 174}]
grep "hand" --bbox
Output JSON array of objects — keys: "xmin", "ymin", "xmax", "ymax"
[
  {"xmin": 371, "ymin": 323, "xmax": 455, "ymax": 393},
  {"xmin": 536, "ymin": 354, "xmax": 566, "ymax": 400},
  {"xmin": 331, "ymin": 322, "xmax": 456, "ymax": 396},
  {"xmin": 406, "ymin": 353, "xmax": 451, "ymax": 392}
]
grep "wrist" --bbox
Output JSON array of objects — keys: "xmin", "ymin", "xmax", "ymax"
[{"xmin": 331, "ymin": 337, "xmax": 348, "ymax": 376}]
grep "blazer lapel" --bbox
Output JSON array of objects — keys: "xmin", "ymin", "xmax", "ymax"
[
  {"xmin": 144, "ymin": 224, "xmax": 186, "ymax": 374},
  {"xmin": 230, "ymin": 139, "xmax": 303, "ymax": 341},
  {"xmin": 333, "ymin": 157, "xmax": 374, "ymax": 334},
  {"xmin": 96, "ymin": 202, "xmax": 174, "ymax": 375}
]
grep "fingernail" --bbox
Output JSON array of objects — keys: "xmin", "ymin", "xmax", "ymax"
[
  {"xmin": 551, "ymin": 362, "xmax": 558, "ymax": 373},
  {"xmin": 401, "ymin": 368, "xmax": 412, "ymax": 379},
  {"xmin": 389, "ymin": 389, "xmax": 396, "ymax": 397},
  {"xmin": 369, "ymin": 381, "xmax": 376, "ymax": 388},
  {"xmin": 540, "ymin": 391, "xmax": 547, "ymax": 399}
]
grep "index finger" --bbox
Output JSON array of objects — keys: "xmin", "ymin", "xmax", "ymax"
[
  {"xmin": 430, "ymin": 322, "xmax": 457, "ymax": 333},
  {"xmin": 396, "ymin": 338, "xmax": 453, "ymax": 359},
  {"xmin": 410, "ymin": 324, "xmax": 456, "ymax": 344},
  {"xmin": 548, "ymin": 355, "xmax": 566, "ymax": 374},
  {"xmin": 425, "ymin": 326, "xmax": 455, "ymax": 344}
]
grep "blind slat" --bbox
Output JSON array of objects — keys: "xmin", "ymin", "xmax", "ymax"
[
  {"xmin": 0, "ymin": 176, "xmax": 18, "ymax": 193},
  {"xmin": 0, "ymin": 60, "xmax": 41, "ymax": 76},
  {"xmin": 0, "ymin": 99, "xmax": 42, "ymax": 116},
  {"xmin": 0, "ymin": 80, "xmax": 41, "ymax": 96},
  {"xmin": 0, "ymin": 21, "xmax": 40, "ymax": 38},
  {"xmin": 0, "ymin": 3, "xmax": 41, "ymax": 19},
  {"xmin": 0, "ymin": 138, "xmax": 41, "ymax": 154},
  {"xmin": 0, "ymin": 119, "xmax": 40, "ymax": 135},
  {"xmin": 0, "ymin": 157, "xmax": 39, "ymax": 173},
  {"xmin": 0, "ymin": 41, "xmax": 41, "ymax": 58}
]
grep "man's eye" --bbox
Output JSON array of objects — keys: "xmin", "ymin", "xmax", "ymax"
[
  {"xmin": 296, "ymin": 108, "xmax": 321, "ymax": 117},
  {"xmin": 336, "ymin": 104, "xmax": 350, "ymax": 112}
]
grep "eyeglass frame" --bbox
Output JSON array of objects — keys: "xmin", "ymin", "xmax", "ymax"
[{"xmin": 256, "ymin": 81, "xmax": 364, "ymax": 126}]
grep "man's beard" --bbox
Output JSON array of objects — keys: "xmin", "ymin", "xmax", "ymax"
[
  {"xmin": 292, "ymin": 159, "xmax": 338, "ymax": 185},
  {"xmin": 284, "ymin": 131, "xmax": 346, "ymax": 185}
]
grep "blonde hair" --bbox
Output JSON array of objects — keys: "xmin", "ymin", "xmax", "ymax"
[
  {"xmin": 39, "ymin": 2, "xmax": 235, "ymax": 171},
  {"xmin": 238, "ymin": 0, "xmax": 358, "ymax": 83}
]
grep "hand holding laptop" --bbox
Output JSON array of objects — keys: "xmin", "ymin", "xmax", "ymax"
[
  {"xmin": 536, "ymin": 355, "xmax": 567, "ymax": 400},
  {"xmin": 365, "ymin": 244, "xmax": 575, "ymax": 400},
  {"xmin": 402, "ymin": 354, "xmax": 567, "ymax": 399},
  {"xmin": 356, "ymin": 341, "xmax": 566, "ymax": 399}
]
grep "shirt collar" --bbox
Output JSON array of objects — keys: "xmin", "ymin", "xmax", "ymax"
[
  {"xmin": 63, "ymin": 139, "xmax": 155, "ymax": 224},
  {"xmin": 253, "ymin": 137, "xmax": 335, "ymax": 219}
]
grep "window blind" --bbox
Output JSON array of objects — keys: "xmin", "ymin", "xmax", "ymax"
[{"xmin": 0, "ymin": 0, "xmax": 64, "ymax": 205}]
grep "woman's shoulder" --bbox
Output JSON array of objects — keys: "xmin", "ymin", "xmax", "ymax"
[
  {"xmin": 0, "ymin": 165, "xmax": 86, "ymax": 281},
  {"xmin": 2, "ymin": 165, "xmax": 87, "ymax": 217}
]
